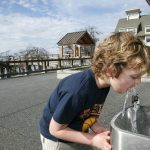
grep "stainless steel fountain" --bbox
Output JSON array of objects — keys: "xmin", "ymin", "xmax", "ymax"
[{"xmin": 111, "ymin": 91, "xmax": 150, "ymax": 150}]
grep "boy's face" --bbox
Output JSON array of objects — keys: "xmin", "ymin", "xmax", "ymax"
[{"xmin": 109, "ymin": 68, "xmax": 141, "ymax": 94}]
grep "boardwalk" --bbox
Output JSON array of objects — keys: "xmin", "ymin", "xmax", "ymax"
[{"xmin": 0, "ymin": 72, "xmax": 150, "ymax": 150}]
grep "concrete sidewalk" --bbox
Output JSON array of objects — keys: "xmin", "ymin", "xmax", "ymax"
[
  {"xmin": 0, "ymin": 72, "xmax": 60, "ymax": 150},
  {"xmin": 0, "ymin": 72, "xmax": 150, "ymax": 150}
]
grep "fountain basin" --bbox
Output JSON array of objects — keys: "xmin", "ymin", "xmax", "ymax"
[{"xmin": 111, "ymin": 106, "xmax": 150, "ymax": 150}]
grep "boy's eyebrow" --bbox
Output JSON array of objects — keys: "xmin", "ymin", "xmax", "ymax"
[{"xmin": 130, "ymin": 73, "xmax": 141, "ymax": 77}]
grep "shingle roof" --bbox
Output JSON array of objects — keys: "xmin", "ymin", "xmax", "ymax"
[
  {"xmin": 57, "ymin": 31, "xmax": 95, "ymax": 46},
  {"xmin": 125, "ymin": 9, "xmax": 141, "ymax": 14},
  {"xmin": 115, "ymin": 15, "xmax": 150, "ymax": 36}
]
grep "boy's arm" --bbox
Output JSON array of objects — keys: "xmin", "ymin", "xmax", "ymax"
[
  {"xmin": 49, "ymin": 117, "xmax": 111, "ymax": 150},
  {"xmin": 90, "ymin": 121, "xmax": 108, "ymax": 134}
]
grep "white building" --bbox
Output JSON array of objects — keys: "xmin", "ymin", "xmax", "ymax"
[{"xmin": 115, "ymin": 9, "xmax": 150, "ymax": 46}]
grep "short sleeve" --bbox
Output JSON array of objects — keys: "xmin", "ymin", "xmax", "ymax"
[{"xmin": 53, "ymin": 92, "xmax": 83, "ymax": 124}]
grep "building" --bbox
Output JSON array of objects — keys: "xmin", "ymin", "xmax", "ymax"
[
  {"xmin": 115, "ymin": 9, "xmax": 150, "ymax": 46},
  {"xmin": 57, "ymin": 31, "xmax": 95, "ymax": 58}
]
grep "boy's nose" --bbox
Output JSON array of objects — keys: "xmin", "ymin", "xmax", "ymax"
[{"xmin": 135, "ymin": 78, "xmax": 141, "ymax": 85}]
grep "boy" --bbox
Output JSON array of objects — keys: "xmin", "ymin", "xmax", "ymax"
[{"xmin": 39, "ymin": 32, "xmax": 150, "ymax": 150}]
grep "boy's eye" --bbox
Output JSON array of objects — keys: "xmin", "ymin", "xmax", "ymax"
[{"xmin": 130, "ymin": 76, "xmax": 141, "ymax": 79}]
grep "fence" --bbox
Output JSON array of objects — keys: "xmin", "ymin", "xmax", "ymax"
[{"xmin": 0, "ymin": 57, "xmax": 91, "ymax": 79}]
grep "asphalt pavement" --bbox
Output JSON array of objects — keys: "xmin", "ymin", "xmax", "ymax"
[{"xmin": 0, "ymin": 72, "xmax": 150, "ymax": 150}]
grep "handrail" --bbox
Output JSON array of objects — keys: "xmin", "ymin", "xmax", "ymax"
[{"xmin": 0, "ymin": 57, "xmax": 91, "ymax": 79}]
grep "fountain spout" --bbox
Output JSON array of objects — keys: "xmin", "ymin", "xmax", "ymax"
[
  {"xmin": 132, "ymin": 94, "xmax": 140, "ymax": 110},
  {"xmin": 122, "ymin": 88, "xmax": 140, "ymax": 117},
  {"xmin": 128, "ymin": 94, "xmax": 141, "ymax": 133}
]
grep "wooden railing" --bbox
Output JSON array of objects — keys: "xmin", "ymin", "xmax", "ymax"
[{"xmin": 0, "ymin": 57, "xmax": 91, "ymax": 79}]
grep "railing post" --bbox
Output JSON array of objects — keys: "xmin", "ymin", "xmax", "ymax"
[
  {"xmin": 0, "ymin": 63, "xmax": 5, "ymax": 79},
  {"xmin": 59, "ymin": 59, "xmax": 61, "ymax": 68},
  {"xmin": 26, "ymin": 61, "xmax": 29, "ymax": 75},
  {"xmin": 81, "ymin": 58, "xmax": 84, "ymax": 66},
  {"xmin": 71, "ymin": 59, "xmax": 74, "ymax": 67},
  {"xmin": 6, "ymin": 62, "xmax": 11, "ymax": 78},
  {"xmin": 44, "ymin": 60, "xmax": 47, "ymax": 73}
]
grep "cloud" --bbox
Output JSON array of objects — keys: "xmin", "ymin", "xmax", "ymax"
[
  {"xmin": 0, "ymin": 13, "xmax": 83, "ymax": 53},
  {"xmin": 0, "ymin": 0, "xmax": 149, "ymax": 54}
]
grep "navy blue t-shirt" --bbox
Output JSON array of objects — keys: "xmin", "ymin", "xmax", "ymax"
[{"xmin": 39, "ymin": 69, "xmax": 110, "ymax": 141}]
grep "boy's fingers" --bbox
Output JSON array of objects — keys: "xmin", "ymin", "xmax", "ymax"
[
  {"xmin": 106, "ymin": 136, "xmax": 110, "ymax": 140},
  {"xmin": 105, "ymin": 130, "xmax": 111, "ymax": 135},
  {"xmin": 103, "ymin": 142, "xmax": 111, "ymax": 150}
]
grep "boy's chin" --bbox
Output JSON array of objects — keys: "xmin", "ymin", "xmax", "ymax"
[{"xmin": 114, "ymin": 88, "xmax": 126, "ymax": 94}]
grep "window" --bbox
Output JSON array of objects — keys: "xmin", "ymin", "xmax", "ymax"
[
  {"xmin": 145, "ymin": 36, "xmax": 150, "ymax": 43},
  {"xmin": 127, "ymin": 27, "xmax": 137, "ymax": 34},
  {"xmin": 119, "ymin": 28, "xmax": 126, "ymax": 32},
  {"xmin": 145, "ymin": 25, "xmax": 150, "ymax": 34}
]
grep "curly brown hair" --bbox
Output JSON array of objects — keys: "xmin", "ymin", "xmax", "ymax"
[{"xmin": 92, "ymin": 32, "xmax": 150, "ymax": 79}]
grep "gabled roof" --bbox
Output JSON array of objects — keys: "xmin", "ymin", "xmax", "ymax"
[
  {"xmin": 57, "ymin": 31, "xmax": 95, "ymax": 46},
  {"xmin": 125, "ymin": 9, "xmax": 141, "ymax": 15},
  {"xmin": 115, "ymin": 15, "xmax": 150, "ymax": 36}
]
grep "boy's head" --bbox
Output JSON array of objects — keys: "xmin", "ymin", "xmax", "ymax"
[{"xmin": 92, "ymin": 32, "xmax": 150, "ymax": 79}]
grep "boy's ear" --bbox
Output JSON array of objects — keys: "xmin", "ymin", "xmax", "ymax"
[
  {"xmin": 105, "ymin": 67, "xmax": 114, "ymax": 77},
  {"xmin": 105, "ymin": 68, "xmax": 112, "ymax": 77}
]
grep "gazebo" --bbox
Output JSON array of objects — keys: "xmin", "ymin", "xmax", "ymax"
[{"xmin": 57, "ymin": 31, "xmax": 95, "ymax": 58}]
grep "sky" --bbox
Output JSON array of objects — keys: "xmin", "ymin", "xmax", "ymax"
[{"xmin": 0, "ymin": 0, "xmax": 150, "ymax": 55}]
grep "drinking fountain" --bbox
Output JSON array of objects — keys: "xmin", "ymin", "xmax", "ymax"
[{"xmin": 111, "ymin": 92, "xmax": 150, "ymax": 150}]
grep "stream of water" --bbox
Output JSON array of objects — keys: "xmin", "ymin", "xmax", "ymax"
[{"xmin": 122, "ymin": 87, "xmax": 140, "ymax": 133}]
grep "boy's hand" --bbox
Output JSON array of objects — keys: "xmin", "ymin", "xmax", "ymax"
[{"xmin": 91, "ymin": 131, "xmax": 111, "ymax": 150}]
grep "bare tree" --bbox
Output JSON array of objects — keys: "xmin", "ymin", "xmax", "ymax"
[
  {"xmin": 82, "ymin": 26, "xmax": 103, "ymax": 43},
  {"xmin": 18, "ymin": 47, "xmax": 50, "ymax": 60},
  {"xmin": 146, "ymin": 0, "xmax": 150, "ymax": 5}
]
